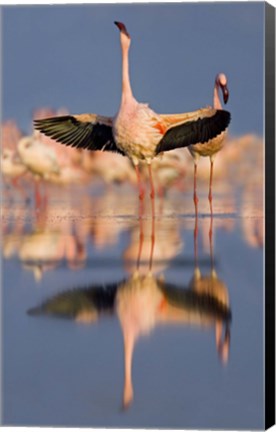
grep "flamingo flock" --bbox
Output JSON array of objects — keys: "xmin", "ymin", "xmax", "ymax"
[{"xmin": 2, "ymin": 22, "xmax": 231, "ymax": 213}]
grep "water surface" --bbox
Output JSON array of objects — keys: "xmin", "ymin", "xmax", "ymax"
[{"xmin": 2, "ymin": 183, "xmax": 264, "ymax": 429}]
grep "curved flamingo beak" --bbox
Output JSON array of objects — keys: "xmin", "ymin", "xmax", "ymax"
[{"xmin": 114, "ymin": 21, "xmax": 130, "ymax": 38}]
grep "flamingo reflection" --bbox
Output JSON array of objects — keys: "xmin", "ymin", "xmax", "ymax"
[
  {"xmin": 192, "ymin": 207, "xmax": 231, "ymax": 364},
  {"xmin": 2, "ymin": 197, "xmax": 88, "ymax": 281},
  {"xmin": 27, "ymin": 211, "xmax": 231, "ymax": 410}
]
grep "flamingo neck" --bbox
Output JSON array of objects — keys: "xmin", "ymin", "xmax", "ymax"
[
  {"xmin": 121, "ymin": 39, "xmax": 134, "ymax": 104},
  {"xmin": 213, "ymin": 81, "xmax": 222, "ymax": 109}
]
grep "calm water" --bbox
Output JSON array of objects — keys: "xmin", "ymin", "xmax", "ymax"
[{"xmin": 2, "ymin": 183, "xmax": 264, "ymax": 429}]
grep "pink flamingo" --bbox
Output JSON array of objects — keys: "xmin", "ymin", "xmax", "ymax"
[
  {"xmin": 17, "ymin": 134, "xmax": 61, "ymax": 208},
  {"xmin": 1, "ymin": 148, "xmax": 28, "ymax": 200},
  {"xmin": 34, "ymin": 23, "xmax": 230, "ymax": 212},
  {"xmin": 188, "ymin": 73, "xmax": 229, "ymax": 212}
]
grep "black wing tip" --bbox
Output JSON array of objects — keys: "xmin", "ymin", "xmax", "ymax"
[
  {"xmin": 33, "ymin": 115, "xmax": 74, "ymax": 127},
  {"xmin": 33, "ymin": 118, "xmax": 43, "ymax": 130},
  {"xmin": 217, "ymin": 109, "xmax": 231, "ymax": 128},
  {"xmin": 33, "ymin": 115, "xmax": 123, "ymax": 155},
  {"xmin": 33, "ymin": 121, "xmax": 46, "ymax": 134}
]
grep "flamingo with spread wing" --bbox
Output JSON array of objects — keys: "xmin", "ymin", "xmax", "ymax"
[{"xmin": 34, "ymin": 22, "xmax": 231, "ymax": 206}]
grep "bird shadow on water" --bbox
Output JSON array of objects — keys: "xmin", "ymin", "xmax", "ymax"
[{"xmin": 25, "ymin": 192, "xmax": 232, "ymax": 412}]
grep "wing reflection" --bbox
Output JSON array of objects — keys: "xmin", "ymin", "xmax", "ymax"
[
  {"xmin": 192, "ymin": 209, "xmax": 231, "ymax": 365},
  {"xmin": 27, "ymin": 212, "xmax": 231, "ymax": 410},
  {"xmin": 28, "ymin": 283, "xmax": 117, "ymax": 323}
]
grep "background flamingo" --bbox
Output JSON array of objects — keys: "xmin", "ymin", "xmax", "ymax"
[
  {"xmin": 17, "ymin": 133, "xmax": 61, "ymax": 208},
  {"xmin": 1, "ymin": 148, "xmax": 28, "ymax": 201},
  {"xmin": 188, "ymin": 73, "xmax": 229, "ymax": 212}
]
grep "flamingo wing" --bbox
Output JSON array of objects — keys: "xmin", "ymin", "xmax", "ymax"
[
  {"xmin": 156, "ymin": 108, "xmax": 231, "ymax": 155},
  {"xmin": 34, "ymin": 114, "xmax": 125, "ymax": 155}
]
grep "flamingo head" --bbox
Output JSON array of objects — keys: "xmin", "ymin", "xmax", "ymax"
[
  {"xmin": 216, "ymin": 73, "xmax": 229, "ymax": 104},
  {"xmin": 115, "ymin": 21, "xmax": 131, "ymax": 47},
  {"xmin": 114, "ymin": 21, "xmax": 130, "ymax": 37}
]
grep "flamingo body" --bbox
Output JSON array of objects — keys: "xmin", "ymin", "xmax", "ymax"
[
  {"xmin": 114, "ymin": 102, "xmax": 163, "ymax": 165},
  {"xmin": 188, "ymin": 73, "xmax": 229, "ymax": 162},
  {"xmin": 188, "ymin": 133, "xmax": 225, "ymax": 160},
  {"xmin": 18, "ymin": 135, "xmax": 60, "ymax": 179}
]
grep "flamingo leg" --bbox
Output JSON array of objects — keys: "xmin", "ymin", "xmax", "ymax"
[
  {"xmin": 209, "ymin": 208, "xmax": 215, "ymax": 274},
  {"xmin": 208, "ymin": 159, "xmax": 214, "ymax": 211},
  {"xmin": 148, "ymin": 163, "xmax": 155, "ymax": 219},
  {"xmin": 149, "ymin": 212, "xmax": 155, "ymax": 272},
  {"xmin": 136, "ymin": 214, "xmax": 144, "ymax": 271},
  {"xmin": 147, "ymin": 163, "xmax": 155, "ymax": 200},
  {"xmin": 194, "ymin": 204, "xmax": 199, "ymax": 268},
  {"xmin": 192, "ymin": 209, "xmax": 201, "ymax": 296},
  {"xmin": 135, "ymin": 164, "xmax": 145, "ymax": 200},
  {"xmin": 193, "ymin": 162, "xmax": 199, "ymax": 215}
]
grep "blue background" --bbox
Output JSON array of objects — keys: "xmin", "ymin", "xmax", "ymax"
[{"xmin": 2, "ymin": 2, "xmax": 264, "ymax": 136}]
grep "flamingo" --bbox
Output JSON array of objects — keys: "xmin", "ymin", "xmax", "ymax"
[
  {"xmin": 1, "ymin": 148, "xmax": 30, "ymax": 201},
  {"xmin": 34, "ymin": 22, "xmax": 231, "ymax": 209},
  {"xmin": 188, "ymin": 73, "xmax": 229, "ymax": 211},
  {"xmin": 17, "ymin": 134, "xmax": 61, "ymax": 208},
  {"xmin": 17, "ymin": 134, "xmax": 60, "ymax": 180},
  {"xmin": 82, "ymin": 150, "xmax": 136, "ymax": 186}
]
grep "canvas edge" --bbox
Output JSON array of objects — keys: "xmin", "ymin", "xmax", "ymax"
[{"xmin": 265, "ymin": 1, "xmax": 276, "ymax": 430}]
